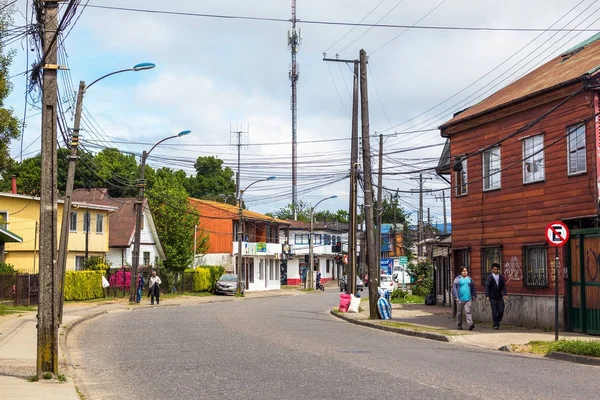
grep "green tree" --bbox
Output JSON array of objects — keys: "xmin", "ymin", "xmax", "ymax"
[
  {"xmin": 16, "ymin": 154, "xmax": 41, "ymax": 196},
  {"xmin": 313, "ymin": 209, "xmax": 349, "ymax": 223},
  {"xmin": 0, "ymin": 3, "xmax": 19, "ymax": 179},
  {"xmin": 148, "ymin": 176, "xmax": 206, "ymax": 272},
  {"xmin": 267, "ymin": 200, "xmax": 311, "ymax": 222},
  {"xmin": 93, "ymin": 148, "xmax": 138, "ymax": 197},
  {"xmin": 185, "ymin": 156, "xmax": 235, "ymax": 201}
]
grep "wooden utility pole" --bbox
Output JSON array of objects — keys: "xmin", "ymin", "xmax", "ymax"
[
  {"xmin": 37, "ymin": 0, "xmax": 60, "ymax": 377},
  {"xmin": 376, "ymin": 133, "xmax": 383, "ymax": 276},
  {"xmin": 359, "ymin": 49, "xmax": 378, "ymax": 319},
  {"xmin": 57, "ymin": 80, "xmax": 84, "ymax": 324},
  {"xmin": 348, "ymin": 60, "xmax": 359, "ymax": 295},
  {"xmin": 435, "ymin": 191, "xmax": 448, "ymax": 234},
  {"xmin": 410, "ymin": 174, "xmax": 432, "ymax": 257}
]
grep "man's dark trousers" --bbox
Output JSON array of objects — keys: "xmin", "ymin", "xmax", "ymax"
[{"xmin": 490, "ymin": 298, "xmax": 505, "ymax": 327}]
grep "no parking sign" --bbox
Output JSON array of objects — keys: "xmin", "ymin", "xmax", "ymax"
[{"xmin": 545, "ymin": 221, "xmax": 569, "ymax": 247}]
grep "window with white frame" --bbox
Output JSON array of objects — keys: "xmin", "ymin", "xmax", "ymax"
[
  {"xmin": 523, "ymin": 245, "xmax": 548, "ymax": 288},
  {"xmin": 314, "ymin": 234, "xmax": 322, "ymax": 245},
  {"xmin": 96, "ymin": 214, "xmax": 104, "ymax": 233},
  {"xmin": 455, "ymin": 159, "xmax": 468, "ymax": 196},
  {"xmin": 70, "ymin": 211, "xmax": 77, "ymax": 232},
  {"xmin": 567, "ymin": 124, "xmax": 586, "ymax": 174},
  {"xmin": 324, "ymin": 234, "xmax": 331, "ymax": 245},
  {"xmin": 523, "ymin": 135, "xmax": 545, "ymax": 183},
  {"xmin": 483, "ymin": 147, "xmax": 501, "ymax": 190},
  {"xmin": 294, "ymin": 233, "xmax": 309, "ymax": 245}
]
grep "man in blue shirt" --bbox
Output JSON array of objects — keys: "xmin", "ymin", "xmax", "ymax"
[{"xmin": 452, "ymin": 266, "xmax": 477, "ymax": 330}]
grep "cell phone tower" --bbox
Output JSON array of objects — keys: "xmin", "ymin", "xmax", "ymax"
[{"xmin": 288, "ymin": 0, "xmax": 302, "ymax": 220}]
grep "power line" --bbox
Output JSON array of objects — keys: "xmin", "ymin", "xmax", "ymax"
[{"xmin": 84, "ymin": 3, "xmax": 600, "ymax": 32}]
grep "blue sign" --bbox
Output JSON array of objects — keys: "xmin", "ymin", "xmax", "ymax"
[{"xmin": 380, "ymin": 258, "xmax": 393, "ymax": 275}]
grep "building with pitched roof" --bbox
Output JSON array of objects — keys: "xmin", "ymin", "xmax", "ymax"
[
  {"xmin": 71, "ymin": 188, "xmax": 166, "ymax": 269},
  {"xmin": 189, "ymin": 198, "xmax": 289, "ymax": 291},
  {"xmin": 438, "ymin": 34, "xmax": 600, "ymax": 333}
]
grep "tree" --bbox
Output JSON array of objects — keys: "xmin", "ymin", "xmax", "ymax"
[
  {"xmin": 185, "ymin": 156, "xmax": 235, "ymax": 201},
  {"xmin": 93, "ymin": 148, "xmax": 138, "ymax": 197},
  {"xmin": 267, "ymin": 200, "xmax": 311, "ymax": 222},
  {"xmin": 147, "ymin": 176, "xmax": 206, "ymax": 272},
  {"xmin": 0, "ymin": 3, "xmax": 19, "ymax": 179},
  {"xmin": 313, "ymin": 209, "xmax": 349, "ymax": 223}
]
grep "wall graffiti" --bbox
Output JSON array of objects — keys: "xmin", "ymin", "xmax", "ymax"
[
  {"xmin": 586, "ymin": 249, "xmax": 600, "ymax": 282},
  {"xmin": 504, "ymin": 256, "xmax": 522, "ymax": 283}
]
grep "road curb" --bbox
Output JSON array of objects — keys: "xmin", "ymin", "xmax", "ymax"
[
  {"xmin": 59, "ymin": 309, "xmax": 109, "ymax": 400},
  {"xmin": 330, "ymin": 309, "xmax": 451, "ymax": 343},
  {"xmin": 546, "ymin": 351, "xmax": 600, "ymax": 366}
]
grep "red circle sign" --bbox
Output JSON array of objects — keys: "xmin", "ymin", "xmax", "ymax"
[{"xmin": 545, "ymin": 221, "xmax": 569, "ymax": 247}]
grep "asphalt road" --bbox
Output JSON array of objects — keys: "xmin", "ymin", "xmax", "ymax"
[{"xmin": 70, "ymin": 292, "xmax": 600, "ymax": 400}]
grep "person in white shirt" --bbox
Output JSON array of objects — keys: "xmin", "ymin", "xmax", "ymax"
[
  {"xmin": 485, "ymin": 263, "xmax": 508, "ymax": 329},
  {"xmin": 148, "ymin": 270, "xmax": 162, "ymax": 305}
]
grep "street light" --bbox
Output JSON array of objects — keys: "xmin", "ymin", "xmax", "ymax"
[
  {"xmin": 236, "ymin": 176, "xmax": 276, "ymax": 296},
  {"xmin": 308, "ymin": 195, "xmax": 338, "ymax": 290},
  {"xmin": 130, "ymin": 130, "xmax": 191, "ymax": 302},
  {"xmin": 57, "ymin": 63, "xmax": 156, "ymax": 323}
]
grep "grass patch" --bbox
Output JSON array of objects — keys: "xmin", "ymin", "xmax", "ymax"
[
  {"xmin": 57, "ymin": 374, "xmax": 67, "ymax": 382},
  {"xmin": 28, "ymin": 375, "xmax": 39, "ymax": 382},
  {"xmin": 379, "ymin": 321, "xmax": 461, "ymax": 336},
  {"xmin": 332, "ymin": 307, "xmax": 340, "ymax": 313},
  {"xmin": 511, "ymin": 340, "xmax": 600, "ymax": 358},
  {"xmin": 234, "ymin": 293, "xmax": 245, "ymax": 298},
  {"xmin": 301, "ymin": 288, "xmax": 315, "ymax": 292},
  {"xmin": 0, "ymin": 304, "xmax": 36, "ymax": 315},
  {"xmin": 43, "ymin": 372, "xmax": 53, "ymax": 380},
  {"xmin": 281, "ymin": 285, "xmax": 301, "ymax": 290},
  {"xmin": 390, "ymin": 295, "xmax": 425, "ymax": 305},
  {"xmin": 75, "ymin": 384, "xmax": 87, "ymax": 400}
]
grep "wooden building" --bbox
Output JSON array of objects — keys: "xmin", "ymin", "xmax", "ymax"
[{"xmin": 438, "ymin": 34, "xmax": 600, "ymax": 333}]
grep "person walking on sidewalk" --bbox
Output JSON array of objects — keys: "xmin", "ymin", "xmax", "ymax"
[
  {"xmin": 485, "ymin": 262, "xmax": 508, "ymax": 330},
  {"xmin": 452, "ymin": 267, "xmax": 477, "ymax": 330},
  {"xmin": 148, "ymin": 270, "xmax": 162, "ymax": 305},
  {"xmin": 136, "ymin": 273, "xmax": 145, "ymax": 303}
]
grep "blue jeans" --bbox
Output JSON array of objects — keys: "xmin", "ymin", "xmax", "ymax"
[{"xmin": 136, "ymin": 288, "xmax": 142, "ymax": 303}]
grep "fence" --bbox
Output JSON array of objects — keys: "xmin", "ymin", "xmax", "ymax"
[{"xmin": 0, "ymin": 273, "xmax": 39, "ymax": 306}]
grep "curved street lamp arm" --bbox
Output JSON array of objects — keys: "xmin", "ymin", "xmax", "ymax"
[
  {"xmin": 85, "ymin": 68, "xmax": 133, "ymax": 91},
  {"xmin": 243, "ymin": 178, "xmax": 268, "ymax": 192},
  {"xmin": 146, "ymin": 135, "xmax": 180, "ymax": 158}
]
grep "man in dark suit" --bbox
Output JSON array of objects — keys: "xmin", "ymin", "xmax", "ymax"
[{"xmin": 485, "ymin": 263, "xmax": 508, "ymax": 330}]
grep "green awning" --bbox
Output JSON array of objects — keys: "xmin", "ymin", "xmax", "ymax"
[{"xmin": 0, "ymin": 227, "xmax": 23, "ymax": 243}]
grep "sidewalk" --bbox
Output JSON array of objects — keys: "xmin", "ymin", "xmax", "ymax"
[
  {"xmin": 0, "ymin": 289, "xmax": 300, "ymax": 400},
  {"xmin": 333, "ymin": 302, "xmax": 600, "ymax": 351}
]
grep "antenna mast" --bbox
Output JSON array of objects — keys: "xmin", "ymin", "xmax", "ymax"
[{"xmin": 288, "ymin": 0, "xmax": 301, "ymax": 219}]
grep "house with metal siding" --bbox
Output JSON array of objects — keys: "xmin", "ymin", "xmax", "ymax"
[{"xmin": 438, "ymin": 34, "xmax": 600, "ymax": 333}]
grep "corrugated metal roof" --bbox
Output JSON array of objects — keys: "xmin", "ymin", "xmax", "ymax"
[
  {"xmin": 189, "ymin": 198, "xmax": 289, "ymax": 224},
  {"xmin": 441, "ymin": 34, "xmax": 600, "ymax": 129}
]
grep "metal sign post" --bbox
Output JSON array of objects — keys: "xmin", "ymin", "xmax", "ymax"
[{"xmin": 545, "ymin": 221, "xmax": 569, "ymax": 341}]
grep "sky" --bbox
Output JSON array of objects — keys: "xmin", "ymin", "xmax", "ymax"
[{"xmin": 4, "ymin": 0, "xmax": 600, "ymax": 225}]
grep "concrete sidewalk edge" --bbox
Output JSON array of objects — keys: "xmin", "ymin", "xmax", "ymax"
[
  {"xmin": 329, "ymin": 309, "xmax": 451, "ymax": 343},
  {"xmin": 545, "ymin": 351, "xmax": 600, "ymax": 366}
]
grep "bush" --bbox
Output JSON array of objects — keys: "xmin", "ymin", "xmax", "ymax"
[
  {"xmin": 203, "ymin": 265, "xmax": 225, "ymax": 292},
  {"xmin": 0, "ymin": 262, "xmax": 15, "ymax": 274},
  {"xmin": 183, "ymin": 266, "xmax": 225, "ymax": 293},
  {"xmin": 108, "ymin": 269, "xmax": 131, "ymax": 291},
  {"xmin": 64, "ymin": 271, "xmax": 104, "ymax": 301},
  {"xmin": 84, "ymin": 256, "xmax": 110, "ymax": 271},
  {"xmin": 406, "ymin": 260, "xmax": 433, "ymax": 296},
  {"xmin": 391, "ymin": 289, "xmax": 408, "ymax": 301}
]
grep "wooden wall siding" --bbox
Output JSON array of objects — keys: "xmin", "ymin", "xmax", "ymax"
[
  {"xmin": 192, "ymin": 202, "xmax": 235, "ymax": 254},
  {"xmin": 448, "ymin": 93, "xmax": 597, "ymax": 296}
]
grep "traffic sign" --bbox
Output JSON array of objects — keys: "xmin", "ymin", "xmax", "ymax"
[{"xmin": 545, "ymin": 221, "xmax": 569, "ymax": 247}]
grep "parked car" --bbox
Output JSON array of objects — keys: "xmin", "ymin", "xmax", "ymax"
[
  {"xmin": 339, "ymin": 275, "xmax": 364, "ymax": 292},
  {"xmin": 380, "ymin": 275, "xmax": 397, "ymax": 293},
  {"xmin": 215, "ymin": 274, "xmax": 243, "ymax": 295}
]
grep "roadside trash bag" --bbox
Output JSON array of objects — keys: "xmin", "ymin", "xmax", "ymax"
[
  {"xmin": 348, "ymin": 294, "xmax": 361, "ymax": 313},
  {"xmin": 102, "ymin": 275, "xmax": 110, "ymax": 288},
  {"xmin": 425, "ymin": 294, "xmax": 436, "ymax": 306},
  {"xmin": 339, "ymin": 293, "xmax": 351, "ymax": 313},
  {"xmin": 377, "ymin": 288, "xmax": 392, "ymax": 320}
]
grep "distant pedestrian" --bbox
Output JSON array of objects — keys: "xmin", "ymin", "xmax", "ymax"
[
  {"xmin": 316, "ymin": 270, "xmax": 322, "ymax": 290},
  {"xmin": 452, "ymin": 267, "xmax": 477, "ymax": 330},
  {"xmin": 136, "ymin": 274, "xmax": 145, "ymax": 303},
  {"xmin": 485, "ymin": 263, "xmax": 508, "ymax": 330},
  {"xmin": 148, "ymin": 270, "xmax": 161, "ymax": 305}
]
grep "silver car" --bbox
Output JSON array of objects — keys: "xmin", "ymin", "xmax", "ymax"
[
  {"xmin": 339, "ymin": 275, "xmax": 364, "ymax": 292},
  {"xmin": 215, "ymin": 274, "xmax": 243, "ymax": 295}
]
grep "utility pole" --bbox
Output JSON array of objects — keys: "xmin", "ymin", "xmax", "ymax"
[
  {"xmin": 435, "ymin": 190, "xmax": 448, "ymax": 234},
  {"xmin": 410, "ymin": 174, "xmax": 432, "ymax": 258},
  {"xmin": 57, "ymin": 80, "xmax": 84, "ymax": 324},
  {"xmin": 85, "ymin": 211, "xmax": 90, "ymax": 260},
  {"xmin": 359, "ymin": 204, "xmax": 366, "ymax": 278},
  {"xmin": 359, "ymin": 49, "xmax": 378, "ymax": 319},
  {"xmin": 392, "ymin": 190, "xmax": 400, "ymax": 256},
  {"xmin": 288, "ymin": 0, "xmax": 301, "ymax": 220},
  {"xmin": 230, "ymin": 123, "xmax": 248, "ymax": 200},
  {"xmin": 37, "ymin": 0, "xmax": 60, "ymax": 377},
  {"xmin": 348, "ymin": 60, "xmax": 359, "ymax": 295},
  {"xmin": 376, "ymin": 133, "xmax": 384, "ymax": 279}
]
